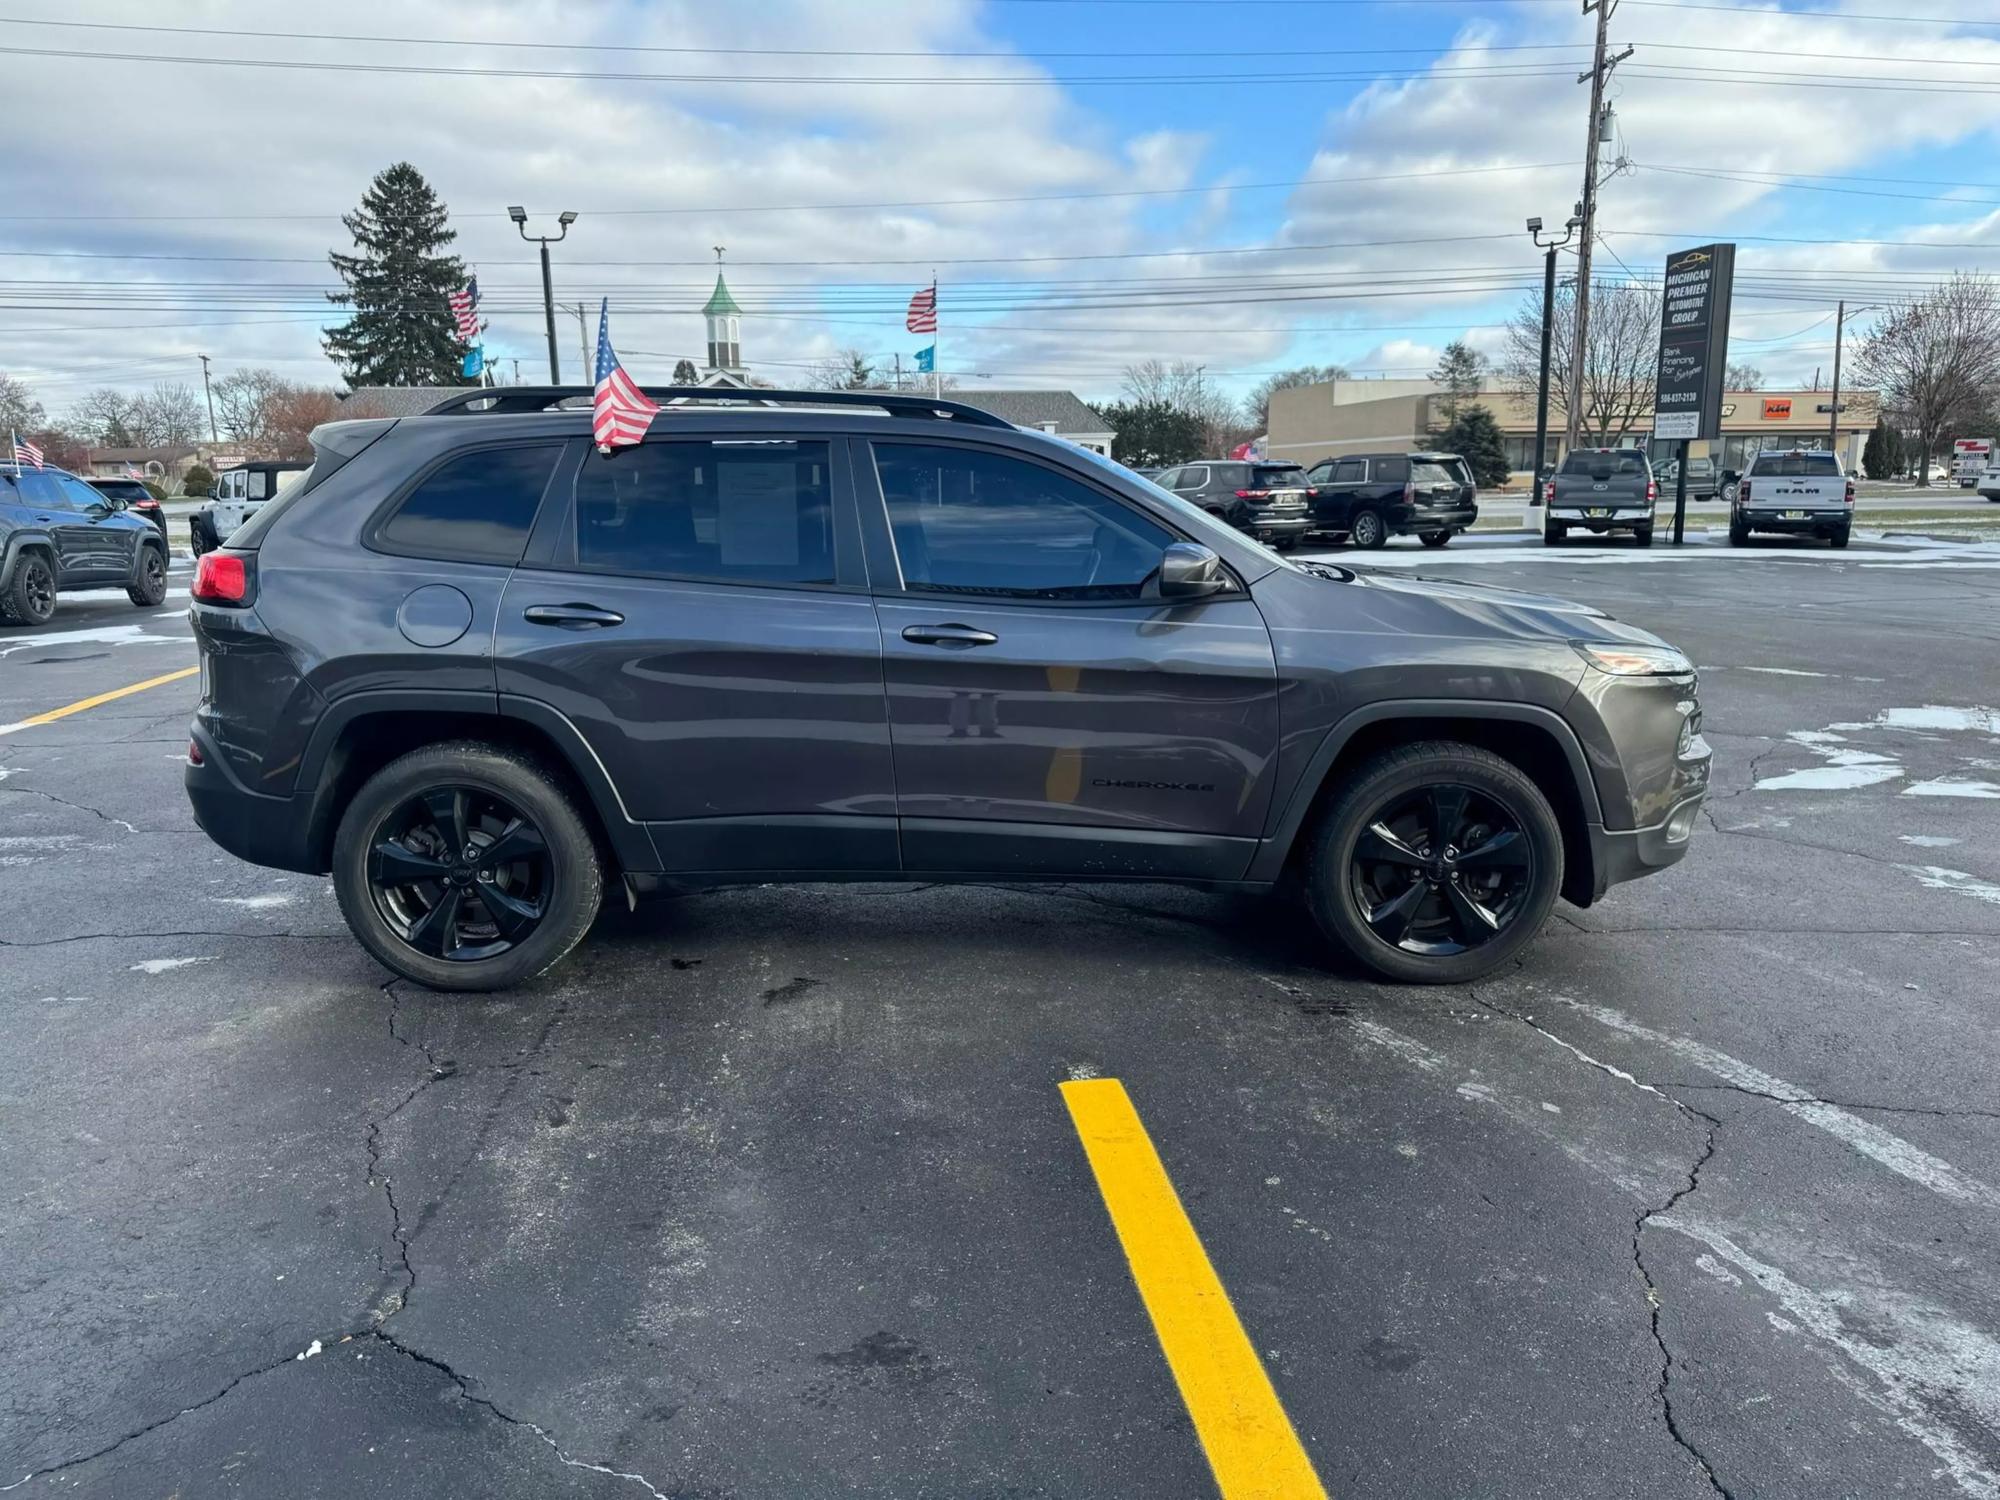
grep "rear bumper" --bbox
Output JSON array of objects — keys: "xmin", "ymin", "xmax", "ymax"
[
  {"xmin": 185, "ymin": 721, "xmax": 322, "ymax": 874},
  {"xmin": 1551, "ymin": 506, "xmax": 1652, "ymax": 530},
  {"xmin": 1397, "ymin": 505, "xmax": 1477, "ymax": 535},
  {"xmin": 1243, "ymin": 513, "xmax": 1312, "ymax": 540},
  {"xmin": 1586, "ymin": 791, "xmax": 1704, "ymax": 900},
  {"xmin": 1738, "ymin": 508, "xmax": 1849, "ymax": 532}
]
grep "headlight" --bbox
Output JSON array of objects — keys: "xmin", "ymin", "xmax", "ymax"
[{"xmin": 1572, "ymin": 642, "xmax": 1695, "ymax": 677}]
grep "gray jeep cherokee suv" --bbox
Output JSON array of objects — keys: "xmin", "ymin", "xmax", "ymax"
[{"xmin": 184, "ymin": 387, "xmax": 1708, "ymax": 991}]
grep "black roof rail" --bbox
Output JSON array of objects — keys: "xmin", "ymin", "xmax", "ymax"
[{"xmin": 420, "ymin": 385, "xmax": 1015, "ymax": 429}]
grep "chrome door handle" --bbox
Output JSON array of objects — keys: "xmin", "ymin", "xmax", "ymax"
[
  {"xmin": 901, "ymin": 623, "xmax": 998, "ymax": 647},
  {"xmin": 523, "ymin": 603, "xmax": 625, "ymax": 629}
]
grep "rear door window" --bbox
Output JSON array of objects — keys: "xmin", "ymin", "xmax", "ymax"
[
  {"xmin": 1252, "ymin": 464, "xmax": 1307, "ymax": 488},
  {"xmin": 573, "ymin": 438, "xmax": 835, "ymax": 585},
  {"xmin": 1330, "ymin": 459, "xmax": 1366, "ymax": 483},
  {"xmin": 1411, "ymin": 462, "xmax": 1456, "ymax": 486},
  {"xmin": 376, "ymin": 443, "xmax": 564, "ymax": 564}
]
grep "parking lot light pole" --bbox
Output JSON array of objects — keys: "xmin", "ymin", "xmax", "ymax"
[
  {"xmin": 510, "ymin": 207, "xmax": 576, "ymax": 384},
  {"xmin": 1526, "ymin": 216, "xmax": 1579, "ymax": 528}
]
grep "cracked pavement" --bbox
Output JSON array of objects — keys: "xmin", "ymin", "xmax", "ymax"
[{"xmin": 3, "ymin": 546, "xmax": 1999, "ymax": 1496}]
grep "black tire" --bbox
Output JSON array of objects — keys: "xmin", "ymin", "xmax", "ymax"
[
  {"xmin": 1634, "ymin": 526, "xmax": 1654, "ymax": 548},
  {"xmin": 127, "ymin": 545, "xmax": 168, "ymax": 607},
  {"xmin": 1304, "ymin": 741, "xmax": 1564, "ymax": 984},
  {"xmin": 1829, "ymin": 527, "xmax": 1850, "ymax": 549},
  {"xmin": 332, "ymin": 741, "xmax": 603, "ymax": 992},
  {"xmin": 1543, "ymin": 522, "xmax": 1566, "ymax": 546},
  {"xmin": 1350, "ymin": 508, "xmax": 1387, "ymax": 550},
  {"xmin": 0, "ymin": 551, "xmax": 58, "ymax": 626},
  {"xmin": 1728, "ymin": 513, "xmax": 1750, "ymax": 546},
  {"xmin": 1419, "ymin": 530, "xmax": 1451, "ymax": 548}
]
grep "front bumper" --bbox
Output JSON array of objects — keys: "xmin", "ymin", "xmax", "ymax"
[
  {"xmin": 1738, "ymin": 507, "xmax": 1849, "ymax": 533},
  {"xmin": 1587, "ymin": 791, "xmax": 1704, "ymax": 898}
]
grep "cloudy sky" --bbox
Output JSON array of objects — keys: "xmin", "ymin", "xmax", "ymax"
[{"xmin": 3, "ymin": 0, "xmax": 1998, "ymax": 417}]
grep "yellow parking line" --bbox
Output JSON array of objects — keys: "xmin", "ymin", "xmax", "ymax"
[
  {"xmin": 1060, "ymin": 1078, "xmax": 1328, "ymax": 1500},
  {"xmin": 0, "ymin": 664, "xmax": 198, "ymax": 737}
]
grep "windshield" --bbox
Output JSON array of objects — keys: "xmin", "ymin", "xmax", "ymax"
[
  {"xmin": 1070, "ymin": 444, "xmax": 1289, "ymax": 570},
  {"xmin": 1749, "ymin": 452, "xmax": 1841, "ymax": 476},
  {"xmin": 1411, "ymin": 462, "xmax": 1455, "ymax": 485}
]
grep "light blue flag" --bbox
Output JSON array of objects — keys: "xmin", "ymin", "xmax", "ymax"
[
  {"xmin": 914, "ymin": 344, "xmax": 935, "ymax": 373},
  {"xmin": 461, "ymin": 346, "xmax": 485, "ymax": 378}
]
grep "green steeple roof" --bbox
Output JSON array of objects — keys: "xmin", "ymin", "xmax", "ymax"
[{"xmin": 703, "ymin": 273, "xmax": 741, "ymax": 317}]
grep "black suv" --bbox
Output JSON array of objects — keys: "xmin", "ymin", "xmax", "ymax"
[
  {"xmin": 1302, "ymin": 452, "xmax": 1478, "ymax": 549},
  {"xmin": 184, "ymin": 387, "xmax": 1707, "ymax": 991},
  {"xmin": 2, "ymin": 464, "xmax": 172, "ymax": 625},
  {"xmin": 1154, "ymin": 460, "xmax": 1314, "ymax": 548},
  {"xmin": 85, "ymin": 476, "xmax": 171, "ymax": 544}
]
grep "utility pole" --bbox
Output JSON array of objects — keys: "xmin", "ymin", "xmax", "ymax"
[
  {"xmin": 1563, "ymin": 0, "xmax": 1632, "ymax": 455},
  {"xmin": 197, "ymin": 354, "xmax": 218, "ymax": 443},
  {"xmin": 573, "ymin": 303, "xmax": 590, "ymax": 379},
  {"xmin": 1828, "ymin": 300, "xmax": 1845, "ymax": 457}
]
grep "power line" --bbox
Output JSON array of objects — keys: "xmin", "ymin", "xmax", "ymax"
[
  {"xmin": 1622, "ymin": 0, "xmax": 2000, "ymax": 25},
  {"xmin": 1636, "ymin": 161, "xmax": 2000, "ymax": 206}
]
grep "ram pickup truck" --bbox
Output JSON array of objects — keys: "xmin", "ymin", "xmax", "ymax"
[
  {"xmin": 1730, "ymin": 449, "xmax": 1853, "ymax": 548},
  {"xmin": 1543, "ymin": 449, "xmax": 1657, "ymax": 546}
]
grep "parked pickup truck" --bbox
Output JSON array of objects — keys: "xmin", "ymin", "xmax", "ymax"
[
  {"xmin": 1543, "ymin": 449, "xmax": 1657, "ymax": 546},
  {"xmin": 1730, "ymin": 449, "xmax": 1853, "ymax": 548}
]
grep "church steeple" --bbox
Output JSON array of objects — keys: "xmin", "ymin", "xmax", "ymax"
[{"xmin": 703, "ymin": 245, "xmax": 743, "ymax": 375}]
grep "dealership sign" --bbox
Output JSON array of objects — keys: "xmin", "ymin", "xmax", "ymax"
[{"xmin": 1653, "ymin": 243, "xmax": 1736, "ymax": 442}]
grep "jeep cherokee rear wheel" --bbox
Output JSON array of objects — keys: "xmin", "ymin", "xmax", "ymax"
[
  {"xmin": 1305, "ymin": 742, "xmax": 1563, "ymax": 984},
  {"xmin": 1, "ymin": 552, "xmax": 57, "ymax": 626},
  {"xmin": 333, "ymin": 741, "xmax": 602, "ymax": 991},
  {"xmin": 127, "ymin": 546, "xmax": 168, "ymax": 607}
]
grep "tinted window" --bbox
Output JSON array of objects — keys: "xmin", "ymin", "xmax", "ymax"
[
  {"xmin": 1153, "ymin": 468, "xmax": 1181, "ymax": 490},
  {"xmin": 1251, "ymin": 464, "xmax": 1307, "ymax": 487},
  {"xmin": 1331, "ymin": 459, "xmax": 1366, "ymax": 483},
  {"xmin": 58, "ymin": 475, "xmax": 111, "ymax": 511},
  {"xmin": 1749, "ymin": 452, "xmax": 1840, "ymax": 477},
  {"xmin": 1562, "ymin": 451, "xmax": 1647, "ymax": 476},
  {"xmin": 874, "ymin": 443, "xmax": 1174, "ymax": 601},
  {"xmin": 378, "ymin": 444, "xmax": 561, "ymax": 563},
  {"xmin": 1377, "ymin": 456, "xmax": 1409, "ymax": 482},
  {"xmin": 16, "ymin": 472, "xmax": 68, "ymax": 510},
  {"xmin": 1174, "ymin": 467, "xmax": 1206, "ymax": 491},
  {"xmin": 574, "ymin": 438, "xmax": 833, "ymax": 584},
  {"xmin": 1411, "ymin": 462, "xmax": 1456, "ymax": 485},
  {"xmin": 91, "ymin": 479, "xmax": 152, "ymax": 503}
]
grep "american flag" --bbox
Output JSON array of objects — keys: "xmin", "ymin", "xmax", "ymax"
[
  {"xmin": 10, "ymin": 433, "xmax": 43, "ymax": 470},
  {"xmin": 448, "ymin": 278, "xmax": 480, "ymax": 343},
  {"xmin": 905, "ymin": 283, "xmax": 937, "ymax": 334},
  {"xmin": 592, "ymin": 299, "xmax": 658, "ymax": 452},
  {"xmin": 124, "ymin": 463, "xmax": 146, "ymax": 480}
]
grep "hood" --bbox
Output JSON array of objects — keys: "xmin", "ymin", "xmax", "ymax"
[{"xmin": 1272, "ymin": 561, "xmax": 1670, "ymax": 649}]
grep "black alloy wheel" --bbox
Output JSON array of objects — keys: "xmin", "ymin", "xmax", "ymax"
[
  {"xmin": 6, "ymin": 555, "xmax": 57, "ymax": 625},
  {"xmin": 1348, "ymin": 783, "xmax": 1535, "ymax": 958},
  {"xmin": 128, "ymin": 548, "xmax": 168, "ymax": 606},
  {"xmin": 366, "ymin": 786, "xmax": 552, "ymax": 963}
]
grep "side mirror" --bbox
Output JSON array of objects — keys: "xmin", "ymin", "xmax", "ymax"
[{"xmin": 1160, "ymin": 542, "xmax": 1227, "ymax": 599}]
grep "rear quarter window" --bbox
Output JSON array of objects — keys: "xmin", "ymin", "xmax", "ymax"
[{"xmin": 373, "ymin": 443, "xmax": 564, "ymax": 564}]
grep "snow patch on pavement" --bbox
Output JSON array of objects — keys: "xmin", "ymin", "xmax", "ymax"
[
  {"xmin": 1904, "ymin": 779, "xmax": 2000, "ymax": 799},
  {"xmin": 0, "ymin": 624, "xmax": 189, "ymax": 660},
  {"xmin": 1901, "ymin": 866, "xmax": 2000, "ymax": 909},
  {"xmin": 210, "ymin": 892, "xmax": 299, "ymax": 911},
  {"xmin": 129, "ymin": 956, "xmax": 218, "ymax": 975},
  {"xmin": 1899, "ymin": 835, "xmax": 1964, "ymax": 848}
]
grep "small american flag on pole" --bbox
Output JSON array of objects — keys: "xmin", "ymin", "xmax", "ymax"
[
  {"xmin": 905, "ymin": 283, "xmax": 937, "ymax": 334},
  {"xmin": 124, "ymin": 463, "xmax": 146, "ymax": 480},
  {"xmin": 10, "ymin": 433, "xmax": 44, "ymax": 470},
  {"xmin": 592, "ymin": 299, "xmax": 658, "ymax": 452},
  {"xmin": 448, "ymin": 278, "xmax": 480, "ymax": 343}
]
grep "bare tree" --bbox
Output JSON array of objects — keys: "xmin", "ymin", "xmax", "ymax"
[
  {"xmin": 66, "ymin": 388, "xmax": 136, "ymax": 445},
  {"xmin": 263, "ymin": 386, "xmax": 343, "ymax": 460},
  {"xmin": 0, "ymin": 371, "xmax": 44, "ymax": 434},
  {"xmin": 1244, "ymin": 364, "xmax": 1351, "ymax": 430},
  {"xmin": 211, "ymin": 367, "xmax": 291, "ymax": 445},
  {"xmin": 672, "ymin": 358, "xmax": 698, "ymax": 385},
  {"xmin": 1499, "ymin": 280, "xmax": 1660, "ymax": 446},
  {"xmin": 1121, "ymin": 359, "xmax": 1240, "ymax": 454},
  {"xmin": 806, "ymin": 347, "xmax": 877, "ymax": 391},
  {"xmin": 127, "ymin": 382, "xmax": 207, "ymax": 445},
  {"xmin": 1853, "ymin": 273, "xmax": 2000, "ymax": 488},
  {"xmin": 1725, "ymin": 361, "xmax": 1763, "ymax": 391}
]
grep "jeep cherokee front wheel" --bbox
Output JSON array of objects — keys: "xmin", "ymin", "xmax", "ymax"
[
  {"xmin": 333, "ymin": 741, "xmax": 602, "ymax": 991},
  {"xmin": 1305, "ymin": 742, "xmax": 1563, "ymax": 983}
]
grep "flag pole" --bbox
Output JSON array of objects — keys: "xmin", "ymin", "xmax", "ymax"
[{"xmin": 931, "ymin": 274, "xmax": 940, "ymax": 399}]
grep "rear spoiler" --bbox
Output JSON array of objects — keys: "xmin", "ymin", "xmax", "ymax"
[{"xmin": 302, "ymin": 418, "xmax": 395, "ymax": 494}]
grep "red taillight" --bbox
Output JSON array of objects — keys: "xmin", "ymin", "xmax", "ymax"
[
  {"xmin": 1646, "ymin": 480, "xmax": 1658, "ymax": 504},
  {"xmin": 186, "ymin": 739, "xmax": 204, "ymax": 767},
  {"xmin": 1403, "ymin": 481, "xmax": 1416, "ymax": 503},
  {"xmin": 1542, "ymin": 479, "xmax": 1555, "ymax": 503},
  {"xmin": 1738, "ymin": 481, "xmax": 1751, "ymax": 503},
  {"xmin": 134, "ymin": 498, "xmax": 159, "ymax": 511},
  {"xmin": 1235, "ymin": 489, "xmax": 1267, "ymax": 499},
  {"xmin": 193, "ymin": 552, "xmax": 250, "ymax": 605},
  {"xmin": 1845, "ymin": 481, "xmax": 1856, "ymax": 505}
]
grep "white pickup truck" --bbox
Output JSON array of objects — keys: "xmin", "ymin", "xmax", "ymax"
[{"xmin": 1729, "ymin": 449, "xmax": 1853, "ymax": 549}]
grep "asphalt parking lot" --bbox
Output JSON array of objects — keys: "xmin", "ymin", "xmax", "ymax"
[{"xmin": 5, "ymin": 533, "xmax": 1999, "ymax": 1499}]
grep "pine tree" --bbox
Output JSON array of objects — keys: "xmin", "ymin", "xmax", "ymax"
[
  {"xmin": 324, "ymin": 163, "xmax": 470, "ymax": 388},
  {"xmin": 1428, "ymin": 340, "xmax": 1488, "ymax": 428},
  {"xmin": 1435, "ymin": 405, "xmax": 1513, "ymax": 489},
  {"xmin": 1862, "ymin": 417, "xmax": 1896, "ymax": 480}
]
